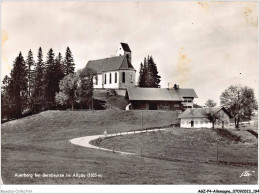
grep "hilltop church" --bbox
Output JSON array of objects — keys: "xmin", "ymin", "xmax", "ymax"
[
  {"xmin": 84, "ymin": 43, "xmax": 198, "ymax": 110},
  {"xmin": 85, "ymin": 43, "xmax": 136, "ymax": 89}
]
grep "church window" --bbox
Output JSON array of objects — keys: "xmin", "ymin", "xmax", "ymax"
[
  {"xmin": 104, "ymin": 74, "xmax": 107, "ymax": 84},
  {"xmin": 115, "ymin": 72, "xmax": 117, "ymax": 83},
  {"xmin": 122, "ymin": 72, "xmax": 125, "ymax": 83},
  {"xmin": 109, "ymin": 73, "xmax": 112, "ymax": 84},
  {"xmin": 96, "ymin": 76, "xmax": 98, "ymax": 85}
]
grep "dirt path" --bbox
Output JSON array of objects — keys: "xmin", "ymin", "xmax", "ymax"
[{"xmin": 69, "ymin": 128, "xmax": 166, "ymax": 155}]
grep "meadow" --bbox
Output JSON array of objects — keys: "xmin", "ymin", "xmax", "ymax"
[{"xmin": 1, "ymin": 109, "xmax": 258, "ymax": 184}]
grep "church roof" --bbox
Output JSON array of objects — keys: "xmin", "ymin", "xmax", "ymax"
[
  {"xmin": 120, "ymin": 43, "xmax": 131, "ymax": 52},
  {"xmin": 85, "ymin": 55, "xmax": 135, "ymax": 74}
]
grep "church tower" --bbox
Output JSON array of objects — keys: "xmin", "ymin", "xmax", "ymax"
[{"xmin": 116, "ymin": 42, "xmax": 132, "ymax": 63}]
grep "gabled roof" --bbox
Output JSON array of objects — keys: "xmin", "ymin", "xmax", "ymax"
[
  {"xmin": 178, "ymin": 88, "xmax": 198, "ymax": 98},
  {"xmin": 127, "ymin": 87, "xmax": 184, "ymax": 101},
  {"xmin": 178, "ymin": 107, "xmax": 232, "ymax": 119},
  {"xmin": 85, "ymin": 55, "xmax": 135, "ymax": 74},
  {"xmin": 120, "ymin": 43, "xmax": 131, "ymax": 52}
]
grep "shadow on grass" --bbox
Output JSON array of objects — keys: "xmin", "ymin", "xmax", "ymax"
[
  {"xmin": 213, "ymin": 128, "xmax": 242, "ymax": 142},
  {"xmin": 246, "ymin": 129, "xmax": 258, "ymax": 138}
]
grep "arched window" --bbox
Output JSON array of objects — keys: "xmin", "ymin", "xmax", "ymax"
[
  {"xmin": 109, "ymin": 73, "xmax": 112, "ymax": 84},
  {"xmin": 104, "ymin": 74, "xmax": 107, "ymax": 84},
  {"xmin": 122, "ymin": 72, "xmax": 125, "ymax": 83},
  {"xmin": 96, "ymin": 75, "xmax": 98, "ymax": 85}
]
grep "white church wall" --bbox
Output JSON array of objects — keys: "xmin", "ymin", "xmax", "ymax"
[
  {"xmin": 93, "ymin": 74, "xmax": 103, "ymax": 89},
  {"xmin": 103, "ymin": 71, "xmax": 120, "ymax": 89},
  {"xmin": 116, "ymin": 45, "xmax": 125, "ymax": 56}
]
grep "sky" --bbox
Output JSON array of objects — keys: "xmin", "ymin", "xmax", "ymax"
[{"xmin": 1, "ymin": 1, "xmax": 258, "ymax": 106}]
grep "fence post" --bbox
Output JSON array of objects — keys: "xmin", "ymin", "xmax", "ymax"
[
  {"xmin": 217, "ymin": 144, "xmax": 219, "ymax": 163},
  {"xmin": 141, "ymin": 111, "xmax": 143, "ymax": 131}
]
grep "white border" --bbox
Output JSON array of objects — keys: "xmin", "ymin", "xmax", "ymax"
[
  {"xmin": 1, "ymin": 0, "xmax": 259, "ymax": 193},
  {"xmin": 1, "ymin": 185, "xmax": 260, "ymax": 193}
]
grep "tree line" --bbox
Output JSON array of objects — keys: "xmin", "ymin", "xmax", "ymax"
[{"xmin": 1, "ymin": 47, "xmax": 96, "ymax": 121}]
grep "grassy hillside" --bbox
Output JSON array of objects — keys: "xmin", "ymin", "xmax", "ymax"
[
  {"xmin": 1, "ymin": 110, "xmax": 257, "ymax": 184},
  {"xmin": 2, "ymin": 109, "xmax": 180, "ymax": 184},
  {"xmin": 96, "ymin": 128, "xmax": 258, "ymax": 165}
]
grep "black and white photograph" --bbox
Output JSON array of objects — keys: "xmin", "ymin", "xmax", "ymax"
[{"xmin": 0, "ymin": 1, "xmax": 259, "ymax": 193}]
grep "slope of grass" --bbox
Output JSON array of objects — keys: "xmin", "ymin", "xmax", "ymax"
[
  {"xmin": 97, "ymin": 128, "xmax": 258, "ymax": 165},
  {"xmin": 213, "ymin": 128, "xmax": 241, "ymax": 142},
  {"xmin": 1, "ymin": 110, "xmax": 257, "ymax": 184},
  {"xmin": 2, "ymin": 109, "xmax": 181, "ymax": 184},
  {"xmin": 247, "ymin": 129, "xmax": 258, "ymax": 138},
  {"xmin": 106, "ymin": 96, "xmax": 129, "ymax": 110},
  {"xmin": 231, "ymin": 121, "xmax": 258, "ymax": 143}
]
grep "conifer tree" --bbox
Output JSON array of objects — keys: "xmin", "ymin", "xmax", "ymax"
[
  {"xmin": 54, "ymin": 52, "xmax": 65, "ymax": 93},
  {"xmin": 138, "ymin": 55, "xmax": 161, "ymax": 88},
  {"xmin": 64, "ymin": 47, "xmax": 75, "ymax": 75},
  {"xmin": 138, "ymin": 62, "xmax": 144, "ymax": 87},
  {"xmin": 1, "ymin": 75, "xmax": 12, "ymax": 120},
  {"xmin": 9, "ymin": 52, "xmax": 28, "ymax": 117},
  {"xmin": 26, "ymin": 49, "xmax": 35, "ymax": 97},
  {"xmin": 26, "ymin": 50, "xmax": 35, "ymax": 111},
  {"xmin": 147, "ymin": 56, "xmax": 161, "ymax": 88},
  {"xmin": 32, "ymin": 47, "xmax": 46, "ymax": 110},
  {"xmin": 55, "ymin": 52, "xmax": 65, "ymax": 79},
  {"xmin": 45, "ymin": 48, "xmax": 56, "ymax": 107}
]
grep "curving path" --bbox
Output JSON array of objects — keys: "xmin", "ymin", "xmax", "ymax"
[{"xmin": 69, "ymin": 128, "xmax": 166, "ymax": 155}]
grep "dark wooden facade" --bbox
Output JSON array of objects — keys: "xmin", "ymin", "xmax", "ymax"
[{"xmin": 131, "ymin": 100, "xmax": 183, "ymax": 110}]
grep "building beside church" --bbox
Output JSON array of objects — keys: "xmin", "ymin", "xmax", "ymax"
[
  {"xmin": 85, "ymin": 43, "xmax": 136, "ymax": 90},
  {"xmin": 126, "ymin": 86, "xmax": 198, "ymax": 110}
]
